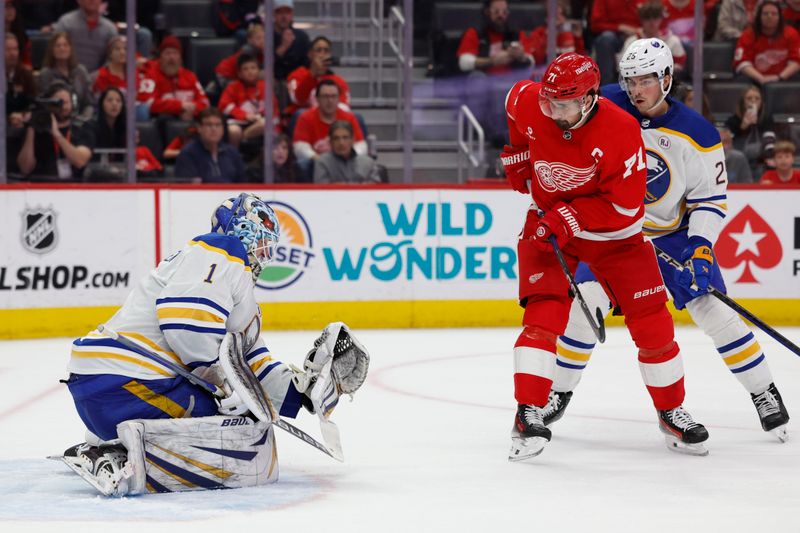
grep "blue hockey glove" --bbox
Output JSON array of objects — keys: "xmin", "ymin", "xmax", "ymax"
[{"xmin": 677, "ymin": 236, "xmax": 714, "ymax": 294}]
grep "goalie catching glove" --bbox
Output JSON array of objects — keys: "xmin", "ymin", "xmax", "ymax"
[{"xmin": 292, "ymin": 322, "xmax": 370, "ymax": 417}]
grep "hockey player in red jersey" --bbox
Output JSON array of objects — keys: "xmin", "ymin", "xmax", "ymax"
[{"xmin": 502, "ymin": 52, "xmax": 709, "ymax": 460}]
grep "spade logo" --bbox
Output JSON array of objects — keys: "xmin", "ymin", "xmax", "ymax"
[{"xmin": 716, "ymin": 205, "xmax": 781, "ymax": 283}]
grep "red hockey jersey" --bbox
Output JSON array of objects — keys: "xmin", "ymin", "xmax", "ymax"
[
  {"xmin": 505, "ymin": 80, "xmax": 646, "ymax": 240},
  {"xmin": 139, "ymin": 67, "xmax": 210, "ymax": 117},
  {"xmin": 218, "ymin": 79, "xmax": 279, "ymax": 127}
]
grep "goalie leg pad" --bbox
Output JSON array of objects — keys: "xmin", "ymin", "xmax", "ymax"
[{"xmin": 117, "ymin": 415, "xmax": 277, "ymax": 495}]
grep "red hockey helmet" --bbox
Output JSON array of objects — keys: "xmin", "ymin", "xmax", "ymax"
[{"xmin": 540, "ymin": 52, "xmax": 600, "ymax": 100}]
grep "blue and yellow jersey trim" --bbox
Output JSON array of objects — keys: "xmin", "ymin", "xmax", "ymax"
[
  {"xmin": 156, "ymin": 296, "xmax": 229, "ymax": 336},
  {"xmin": 70, "ymin": 331, "xmax": 186, "ymax": 377},
  {"xmin": 190, "ymin": 233, "xmax": 250, "ymax": 270}
]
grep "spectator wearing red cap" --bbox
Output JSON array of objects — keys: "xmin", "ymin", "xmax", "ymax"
[
  {"xmin": 139, "ymin": 36, "xmax": 210, "ymax": 121},
  {"xmin": 273, "ymin": 0, "xmax": 310, "ymax": 80}
]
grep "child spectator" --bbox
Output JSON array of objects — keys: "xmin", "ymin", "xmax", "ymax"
[
  {"xmin": 733, "ymin": 0, "xmax": 800, "ymax": 84},
  {"xmin": 37, "ymin": 32, "xmax": 96, "ymax": 123},
  {"xmin": 218, "ymin": 51, "xmax": 280, "ymax": 148},
  {"xmin": 215, "ymin": 21, "xmax": 265, "ymax": 85},
  {"xmin": 246, "ymin": 133, "xmax": 304, "ymax": 183},
  {"xmin": 760, "ymin": 140, "xmax": 800, "ymax": 184}
]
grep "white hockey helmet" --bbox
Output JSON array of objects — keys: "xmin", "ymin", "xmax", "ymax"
[{"xmin": 618, "ymin": 38, "xmax": 674, "ymax": 109}]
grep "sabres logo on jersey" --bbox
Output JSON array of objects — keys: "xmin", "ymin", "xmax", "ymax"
[
  {"xmin": 533, "ymin": 160, "xmax": 596, "ymax": 192},
  {"xmin": 644, "ymin": 149, "xmax": 671, "ymax": 205}
]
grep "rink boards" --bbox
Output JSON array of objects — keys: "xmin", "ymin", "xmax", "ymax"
[{"xmin": 0, "ymin": 184, "xmax": 798, "ymax": 338}]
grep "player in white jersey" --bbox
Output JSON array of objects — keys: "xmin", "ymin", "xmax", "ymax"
[
  {"xmin": 58, "ymin": 193, "xmax": 369, "ymax": 495},
  {"xmin": 544, "ymin": 39, "xmax": 790, "ymax": 444}
]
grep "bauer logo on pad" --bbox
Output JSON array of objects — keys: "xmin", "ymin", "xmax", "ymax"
[{"xmin": 21, "ymin": 207, "xmax": 58, "ymax": 254}]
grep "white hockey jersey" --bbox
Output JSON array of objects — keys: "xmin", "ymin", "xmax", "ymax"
[
  {"xmin": 69, "ymin": 233, "xmax": 273, "ymax": 381},
  {"xmin": 603, "ymin": 85, "xmax": 728, "ymax": 245}
]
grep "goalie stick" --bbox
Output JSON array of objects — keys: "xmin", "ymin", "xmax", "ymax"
[
  {"xmin": 548, "ymin": 235, "xmax": 607, "ymax": 343},
  {"xmin": 652, "ymin": 246, "xmax": 800, "ymax": 358},
  {"xmin": 97, "ymin": 325, "xmax": 344, "ymax": 461}
]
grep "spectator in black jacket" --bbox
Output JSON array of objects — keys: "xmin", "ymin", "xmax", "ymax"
[
  {"xmin": 273, "ymin": 0, "xmax": 310, "ymax": 80},
  {"xmin": 175, "ymin": 107, "xmax": 246, "ymax": 182}
]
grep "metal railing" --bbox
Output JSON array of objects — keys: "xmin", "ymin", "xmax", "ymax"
[
  {"xmin": 457, "ymin": 105, "xmax": 485, "ymax": 183},
  {"xmin": 368, "ymin": 0, "xmax": 385, "ymax": 101},
  {"xmin": 387, "ymin": 6, "xmax": 406, "ymax": 137},
  {"xmin": 317, "ymin": 0, "xmax": 359, "ymax": 61}
]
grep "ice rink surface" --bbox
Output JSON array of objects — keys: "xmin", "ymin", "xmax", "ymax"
[{"xmin": 1, "ymin": 326, "xmax": 799, "ymax": 533}]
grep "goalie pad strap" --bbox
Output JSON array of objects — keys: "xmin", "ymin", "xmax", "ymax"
[{"xmin": 117, "ymin": 416, "xmax": 277, "ymax": 495}]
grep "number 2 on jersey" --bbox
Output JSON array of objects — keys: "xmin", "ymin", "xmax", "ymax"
[
  {"xmin": 623, "ymin": 147, "xmax": 646, "ymax": 178},
  {"xmin": 204, "ymin": 263, "xmax": 217, "ymax": 284}
]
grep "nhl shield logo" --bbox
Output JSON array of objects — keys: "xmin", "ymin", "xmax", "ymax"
[{"xmin": 21, "ymin": 207, "xmax": 58, "ymax": 254}]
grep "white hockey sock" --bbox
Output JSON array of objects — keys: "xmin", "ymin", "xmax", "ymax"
[
  {"xmin": 553, "ymin": 281, "xmax": 610, "ymax": 392},
  {"xmin": 687, "ymin": 295, "xmax": 773, "ymax": 394}
]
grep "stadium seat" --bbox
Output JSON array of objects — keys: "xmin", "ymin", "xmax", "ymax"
[
  {"xmin": 161, "ymin": 0, "xmax": 215, "ymax": 38},
  {"xmin": 705, "ymin": 81, "xmax": 751, "ymax": 123},
  {"xmin": 164, "ymin": 120, "xmax": 193, "ymax": 149},
  {"xmin": 186, "ymin": 38, "xmax": 238, "ymax": 87},
  {"xmin": 703, "ymin": 41, "xmax": 735, "ymax": 80},
  {"xmin": 762, "ymin": 82, "xmax": 800, "ymax": 122},
  {"xmin": 137, "ymin": 121, "xmax": 163, "ymax": 161},
  {"xmin": 30, "ymin": 33, "xmax": 50, "ymax": 71}
]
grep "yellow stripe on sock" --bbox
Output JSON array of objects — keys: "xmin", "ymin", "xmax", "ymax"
[
  {"xmin": 556, "ymin": 345, "xmax": 592, "ymax": 362},
  {"xmin": 122, "ymin": 380, "xmax": 187, "ymax": 418},
  {"xmin": 723, "ymin": 342, "xmax": 762, "ymax": 366},
  {"xmin": 151, "ymin": 444, "xmax": 233, "ymax": 480}
]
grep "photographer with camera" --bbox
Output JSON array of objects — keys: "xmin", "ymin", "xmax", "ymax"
[{"xmin": 17, "ymin": 81, "xmax": 94, "ymax": 180}]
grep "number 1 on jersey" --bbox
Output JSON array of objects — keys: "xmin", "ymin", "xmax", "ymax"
[
  {"xmin": 204, "ymin": 263, "xmax": 217, "ymax": 284},
  {"xmin": 623, "ymin": 147, "xmax": 646, "ymax": 178}
]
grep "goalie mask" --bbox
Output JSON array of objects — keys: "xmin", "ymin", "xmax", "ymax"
[
  {"xmin": 618, "ymin": 38, "xmax": 674, "ymax": 112},
  {"xmin": 211, "ymin": 193, "xmax": 280, "ymax": 282}
]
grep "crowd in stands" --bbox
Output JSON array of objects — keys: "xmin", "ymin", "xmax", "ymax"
[
  {"xmin": 5, "ymin": 0, "xmax": 382, "ymax": 184},
  {"xmin": 448, "ymin": 0, "xmax": 800, "ymax": 183},
  {"xmin": 4, "ymin": 0, "xmax": 800, "ymax": 184}
]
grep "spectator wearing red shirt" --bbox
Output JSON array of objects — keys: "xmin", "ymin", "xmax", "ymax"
[
  {"xmin": 5, "ymin": 0, "xmax": 30, "ymax": 67},
  {"xmin": 590, "ymin": 0, "xmax": 644, "ymax": 85},
  {"xmin": 760, "ymin": 140, "xmax": 800, "ymax": 184},
  {"xmin": 218, "ymin": 52, "xmax": 280, "ymax": 148},
  {"xmin": 287, "ymin": 36, "xmax": 351, "ymax": 115},
  {"xmin": 140, "ymin": 36, "xmax": 210, "ymax": 121},
  {"xmin": 734, "ymin": 0, "xmax": 800, "ymax": 84},
  {"xmin": 92, "ymin": 36, "xmax": 151, "ymax": 121},
  {"xmin": 525, "ymin": 2, "xmax": 585, "ymax": 66},
  {"xmin": 292, "ymin": 79, "xmax": 365, "ymax": 178},
  {"xmin": 457, "ymin": 0, "xmax": 534, "ymax": 147},
  {"xmin": 215, "ymin": 21, "xmax": 265, "ymax": 85},
  {"xmin": 662, "ymin": 0, "xmax": 695, "ymax": 44}
]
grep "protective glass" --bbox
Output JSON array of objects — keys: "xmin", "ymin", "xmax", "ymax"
[{"xmin": 538, "ymin": 93, "xmax": 585, "ymax": 119}]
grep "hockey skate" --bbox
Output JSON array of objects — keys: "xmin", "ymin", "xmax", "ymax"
[
  {"xmin": 543, "ymin": 390, "xmax": 573, "ymax": 426},
  {"xmin": 509, "ymin": 404, "xmax": 552, "ymax": 461},
  {"xmin": 53, "ymin": 442, "xmax": 133, "ymax": 496},
  {"xmin": 658, "ymin": 406, "xmax": 709, "ymax": 456},
  {"xmin": 752, "ymin": 383, "xmax": 790, "ymax": 443}
]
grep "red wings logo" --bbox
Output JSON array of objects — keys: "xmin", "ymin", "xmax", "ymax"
[
  {"xmin": 716, "ymin": 205, "xmax": 782, "ymax": 283},
  {"xmin": 533, "ymin": 160, "xmax": 596, "ymax": 192}
]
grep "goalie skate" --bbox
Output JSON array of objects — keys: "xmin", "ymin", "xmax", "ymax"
[
  {"xmin": 51, "ymin": 442, "xmax": 133, "ymax": 497},
  {"xmin": 751, "ymin": 383, "xmax": 789, "ymax": 443},
  {"xmin": 658, "ymin": 407, "xmax": 709, "ymax": 456},
  {"xmin": 508, "ymin": 404, "xmax": 551, "ymax": 462}
]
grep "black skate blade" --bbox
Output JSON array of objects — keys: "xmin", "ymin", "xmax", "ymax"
[
  {"xmin": 508, "ymin": 436, "xmax": 547, "ymax": 462},
  {"xmin": 52, "ymin": 456, "xmax": 121, "ymax": 497},
  {"xmin": 664, "ymin": 435, "xmax": 709, "ymax": 456}
]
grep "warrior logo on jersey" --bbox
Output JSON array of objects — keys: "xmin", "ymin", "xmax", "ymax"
[
  {"xmin": 257, "ymin": 202, "xmax": 315, "ymax": 291},
  {"xmin": 533, "ymin": 160, "xmax": 595, "ymax": 192},
  {"xmin": 21, "ymin": 207, "xmax": 58, "ymax": 254},
  {"xmin": 644, "ymin": 149, "xmax": 671, "ymax": 205}
]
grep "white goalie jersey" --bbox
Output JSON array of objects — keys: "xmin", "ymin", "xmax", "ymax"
[
  {"xmin": 68, "ymin": 234, "xmax": 273, "ymax": 381},
  {"xmin": 603, "ymin": 85, "xmax": 728, "ymax": 245}
]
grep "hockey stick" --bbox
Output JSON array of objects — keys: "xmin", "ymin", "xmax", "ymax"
[
  {"xmin": 97, "ymin": 325, "xmax": 344, "ymax": 461},
  {"xmin": 652, "ymin": 246, "xmax": 800, "ymax": 358},
  {"xmin": 548, "ymin": 235, "xmax": 607, "ymax": 343}
]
